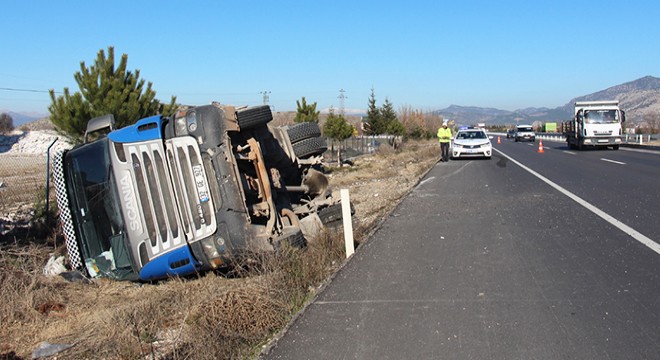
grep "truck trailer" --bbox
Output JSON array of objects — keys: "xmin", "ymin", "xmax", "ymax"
[
  {"xmin": 53, "ymin": 103, "xmax": 343, "ymax": 281},
  {"xmin": 562, "ymin": 101, "xmax": 625, "ymax": 150}
]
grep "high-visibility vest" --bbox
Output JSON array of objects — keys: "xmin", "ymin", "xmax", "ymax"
[{"xmin": 437, "ymin": 127, "xmax": 452, "ymax": 143}]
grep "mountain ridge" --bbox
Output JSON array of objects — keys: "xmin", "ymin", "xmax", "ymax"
[{"xmin": 435, "ymin": 75, "xmax": 660, "ymax": 126}]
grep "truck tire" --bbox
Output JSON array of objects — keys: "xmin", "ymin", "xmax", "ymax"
[
  {"xmin": 278, "ymin": 229, "xmax": 306, "ymax": 249},
  {"xmin": 292, "ymin": 136, "xmax": 327, "ymax": 158},
  {"xmin": 318, "ymin": 202, "xmax": 355, "ymax": 226},
  {"xmin": 287, "ymin": 122, "xmax": 322, "ymax": 144},
  {"xmin": 236, "ymin": 105, "xmax": 273, "ymax": 130},
  {"xmin": 612, "ymin": 145, "xmax": 619, "ymax": 150}
]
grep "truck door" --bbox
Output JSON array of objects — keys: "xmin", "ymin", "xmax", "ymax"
[{"xmin": 576, "ymin": 110, "xmax": 584, "ymax": 137}]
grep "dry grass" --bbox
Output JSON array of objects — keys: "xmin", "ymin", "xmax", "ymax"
[{"xmin": 0, "ymin": 139, "xmax": 439, "ymax": 359}]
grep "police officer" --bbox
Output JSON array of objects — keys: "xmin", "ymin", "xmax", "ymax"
[{"xmin": 437, "ymin": 120, "xmax": 452, "ymax": 162}]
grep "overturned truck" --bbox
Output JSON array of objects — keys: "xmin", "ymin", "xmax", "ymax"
[{"xmin": 53, "ymin": 103, "xmax": 342, "ymax": 281}]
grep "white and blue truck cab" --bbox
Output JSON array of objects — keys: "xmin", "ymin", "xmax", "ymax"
[{"xmin": 53, "ymin": 103, "xmax": 340, "ymax": 281}]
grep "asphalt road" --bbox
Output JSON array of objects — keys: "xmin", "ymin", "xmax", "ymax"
[{"xmin": 262, "ymin": 138, "xmax": 660, "ymax": 359}]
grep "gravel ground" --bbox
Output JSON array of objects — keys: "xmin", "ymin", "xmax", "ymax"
[{"xmin": 326, "ymin": 141, "xmax": 439, "ymax": 232}]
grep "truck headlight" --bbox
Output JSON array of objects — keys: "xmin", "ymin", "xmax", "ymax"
[
  {"xmin": 186, "ymin": 111, "xmax": 198, "ymax": 132},
  {"xmin": 201, "ymin": 238, "xmax": 220, "ymax": 259},
  {"xmin": 175, "ymin": 116, "xmax": 188, "ymax": 136}
]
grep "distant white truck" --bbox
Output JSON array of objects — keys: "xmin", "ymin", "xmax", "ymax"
[{"xmin": 562, "ymin": 101, "xmax": 625, "ymax": 150}]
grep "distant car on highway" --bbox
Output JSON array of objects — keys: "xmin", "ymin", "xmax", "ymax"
[
  {"xmin": 451, "ymin": 128, "xmax": 492, "ymax": 159},
  {"xmin": 514, "ymin": 125, "xmax": 536, "ymax": 142},
  {"xmin": 506, "ymin": 128, "xmax": 516, "ymax": 138}
]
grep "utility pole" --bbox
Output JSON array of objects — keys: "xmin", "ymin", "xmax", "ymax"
[
  {"xmin": 338, "ymin": 89, "xmax": 347, "ymax": 116},
  {"xmin": 260, "ymin": 91, "xmax": 271, "ymax": 105}
]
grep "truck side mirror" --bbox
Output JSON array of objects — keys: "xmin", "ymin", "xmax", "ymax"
[
  {"xmin": 84, "ymin": 114, "xmax": 116, "ymax": 143},
  {"xmin": 621, "ymin": 110, "xmax": 626, "ymax": 123}
]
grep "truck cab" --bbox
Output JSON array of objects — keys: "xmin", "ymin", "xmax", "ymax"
[
  {"xmin": 53, "ymin": 103, "xmax": 339, "ymax": 281},
  {"xmin": 563, "ymin": 101, "xmax": 625, "ymax": 150}
]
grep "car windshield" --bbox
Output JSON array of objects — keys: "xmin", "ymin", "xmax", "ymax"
[
  {"xmin": 517, "ymin": 127, "xmax": 533, "ymax": 132},
  {"xmin": 456, "ymin": 131, "xmax": 487, "ymax": 139},
  {"xmin": 65, "ymin": 138, "xmax": 138, "ymax": 280},
  {"xmin": 584, "ymin": 109, "xmax": 618, "ymax": 124}
]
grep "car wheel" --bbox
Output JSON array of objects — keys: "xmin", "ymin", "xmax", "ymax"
[
  {"xmin": 236, "ymin": 105, "xmax": 273, "ymax": 130},
  {"xmin": 286, "ymin": 122, "xmax": 322, "ymax": 144},
  {"xmin": 292, "ymin": 136, "xmax": 328, "ymax": 158},
  {"xmin": 612, "ymin": 145, "xmax": 619, "ymax": 150}
]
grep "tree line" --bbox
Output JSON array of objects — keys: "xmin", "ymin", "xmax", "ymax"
[{"xmin": 30, "ymin": 46, "xmax": 446, "ymax": 142}]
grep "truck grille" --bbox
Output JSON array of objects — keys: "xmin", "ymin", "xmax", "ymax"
[
  {"xmin": 164, "ymin": 138, "xmax": 216, "ymax": 242},
  {"xmin": 126, "ymin": 138, "xmax": 215, "ymax": 259}
]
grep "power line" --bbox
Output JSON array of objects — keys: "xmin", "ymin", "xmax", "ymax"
[{"xmin": 0, "ymin": 87, "xmax": 62, "ymax": 94}]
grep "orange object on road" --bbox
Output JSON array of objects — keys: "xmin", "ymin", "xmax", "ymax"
[
  {"xmin": 497, "ymin": 136, "xmax": 501, "ymax": 144},
  {"xmin": 538, "ymin": 140, "xmax": 545, "ymax": 153}
]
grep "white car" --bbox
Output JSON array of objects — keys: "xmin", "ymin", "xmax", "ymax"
[{"xmin": 451, "ymin": 128, "xmax": 492, "ymax": 159}]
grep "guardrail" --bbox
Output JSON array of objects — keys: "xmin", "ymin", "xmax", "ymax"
[{"xmin": 491, "ymin": 132, "xmax": 658, "ymax": 146}]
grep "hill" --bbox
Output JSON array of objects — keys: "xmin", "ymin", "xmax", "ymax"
[
  {"xmin": 0, "ymin": 110, "xmax": 48, "ymax": 127},
  {"xmin": 434, "ymin": 76, "xmax": 660, "ymax": 126}
]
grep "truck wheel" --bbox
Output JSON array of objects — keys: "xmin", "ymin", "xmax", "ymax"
[
  {"xmin": 236, "ymin": 105, "xmax": 273, "ymax": 130},
  {"xmin": 612, "ymin": 145, "xmax": 619, "ymax": 150},
  {"xmin": 287, "ymin": 122, "xmax": 322, "ymax": 144},
  {"xmin": 318, "ymin": 203, "xmax": 343, "ymax": 225},
  {"xmin": 318, "ymin": 202, "xmax": 355, "ymax": 226},
  {"xmin": 292, "ymin": 136, "xmax": 328, "ymax": 158}
]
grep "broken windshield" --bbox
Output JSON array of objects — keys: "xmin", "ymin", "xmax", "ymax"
[{"xmin": 65, "ymin": 138, "xmax": 138, "ymax": 280}]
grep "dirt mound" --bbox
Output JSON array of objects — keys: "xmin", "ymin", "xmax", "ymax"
[
  {"xmin": 0, "ymin": 130, "xmax": 72, "ymax": 156},
  {"xmin": 19, "ymin": 117, "xmax": 55, "ymax": 131}
]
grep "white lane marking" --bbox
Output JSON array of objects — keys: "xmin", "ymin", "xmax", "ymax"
[
  {"xmin": 620, "ymin": 147, "xmax": 660, "ymax": 155},
  {"xmin": 563, "ymin": 151, "xmax": 576, "ymax": 155},
  {"xmin": 601, "ymin": 158, "xmax": 626, "ymax": 165},
  {"xmin": 494, "ymin": 148, "xmax": 660, "ymax": 255},
  {"xmin": 419, "ymin": 177, "xmax": 435, "ymax": 186}
]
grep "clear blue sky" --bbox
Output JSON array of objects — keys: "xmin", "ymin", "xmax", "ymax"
[{"xmin": 2, "ymin": 0, "xmax": 659, "ymax": 115}]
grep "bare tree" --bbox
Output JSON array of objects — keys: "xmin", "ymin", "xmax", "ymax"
[
  {"xmin": 0, "ymin": 113, "xmax": 14, "ymax": 133},
  {"xmin": 642, "ymin": 110, "xmax": 659, "ymax": 134}
]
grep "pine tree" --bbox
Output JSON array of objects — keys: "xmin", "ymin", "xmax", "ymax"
[
  {"xmin": 323, "ymin": 108, "xmax": 354, "ymax": 165},
  {"xmin": 49, "ymin": 46, "xmax": 177, "ymax": 143},
  {"xmin": 294, "ymin": 97, "xmax": 320, "ymax": 123},
  {"xmin": 323, "ymin": 108, "xmax": 354, "ymax": 143},
  {"xmin": 380, "ymin": 98, "xmax": 405, "ymax": 136},
  {"xmin": 365, "ymin": 87, "xmax": 385, "ymax": 134}
]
